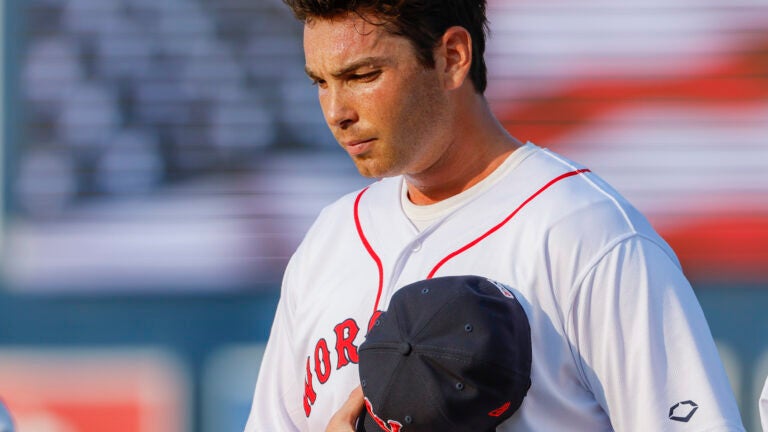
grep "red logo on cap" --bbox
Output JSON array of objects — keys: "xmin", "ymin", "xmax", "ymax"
[
  {"xmin": 488, "ymin": 401, "xmax": 512, "ymax": 417},
  {"xmin": 487, "ymin": 279, "xmax": 515, "ymax": 299},
  {"xmin": 364, "ymin": 397, "xmax": 403, "ymax": 432}
]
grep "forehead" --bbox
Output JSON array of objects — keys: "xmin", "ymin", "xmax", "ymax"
[{"xmin": 303, "ymin": 14, "xmax": 408, "ymax": 70}]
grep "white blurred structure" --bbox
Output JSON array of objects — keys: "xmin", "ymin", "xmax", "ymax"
[{"xmin": 6, "ymin": 0, "xmax": 768, "ymax": 293}]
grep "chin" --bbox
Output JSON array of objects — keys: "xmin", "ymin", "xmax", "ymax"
[
  {"xmin": 355, "ymin": 167, "xmax": 388, "ymax": 179},
  {"xmin": 353, "ymin": 160, "xmax": 399, "ymax": 179}
]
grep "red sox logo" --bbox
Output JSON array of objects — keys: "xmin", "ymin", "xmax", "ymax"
[
  {"xmin": 488, "ymin": 401, "xmax": 512, "ymax": 417},
  {"xmin": 364, "ymin": 397, "xmax": 404, "ymax": 432},
  {"xmin": 487, "ymin": 278, "xmax": 515, "ymax": 299}
]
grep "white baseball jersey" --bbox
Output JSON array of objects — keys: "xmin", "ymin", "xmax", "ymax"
[{"xmin": 245, "ymin": 144, "xmax": 744, "ymax": 431}]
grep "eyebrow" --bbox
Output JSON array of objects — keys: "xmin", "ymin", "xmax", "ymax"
[{"xmin": 305, "ymin": 56, "xmax": 390, "ymax": 81}]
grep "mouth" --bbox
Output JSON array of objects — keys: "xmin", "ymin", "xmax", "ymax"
[{"xmin": 342, "ymin": 138, "xmax": 376, "ymax": 156}]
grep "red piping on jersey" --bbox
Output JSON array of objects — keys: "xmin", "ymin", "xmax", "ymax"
[
  {"xmin": 427, "ymin": 168, "xmax": 591, "ymax": 279},
  {"xmin": 354, "ymin": 187, "xmax": 385, "ymax": 319},
  {"xmin": 354, "ymin": 168, "xmax": 591, "ymax": 317}
]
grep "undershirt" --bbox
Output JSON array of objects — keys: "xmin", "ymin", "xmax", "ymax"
[{"xmin": 401, "ymin": 142, "xmax": 537, "ymax": 231}]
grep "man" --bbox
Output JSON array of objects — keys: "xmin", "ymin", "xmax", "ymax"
[
  {"xmin": 245, "ymin": 1, "xmax": 745, "ymax": 431},
  {"xmin": 0, "ymin": 400, "xmax": 14, "ymax": 432},
  {"xmin": 761, "ymin": 376, "xmax": 768, "ymax": 431}
]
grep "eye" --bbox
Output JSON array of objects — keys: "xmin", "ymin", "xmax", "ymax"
[
  {"xmin": 351, "ymin": 70, "xmax": 381, "ymax": 82},
  {"xmin": 310, "ymin": 78, "xmax": 327, "ymax": 88}
]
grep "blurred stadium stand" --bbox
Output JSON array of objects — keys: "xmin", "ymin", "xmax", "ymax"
[{"xmin": 0, "ymin": 0, "xmax": 767, "ymax": 431}]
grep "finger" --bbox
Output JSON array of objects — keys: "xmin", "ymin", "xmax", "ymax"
[{"xmin": 325, "ymin": 385, "xmax": 365, "ymax": 432}]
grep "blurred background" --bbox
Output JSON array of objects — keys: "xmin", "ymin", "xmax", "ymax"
[{"xmin": 0, "ymin": 0, "xmax": 766, "ymax": 430}]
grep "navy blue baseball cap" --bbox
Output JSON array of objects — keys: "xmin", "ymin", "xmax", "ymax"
[{"xmin": 357, "ymin": 275, "xmax": 532, "ymax": 432}]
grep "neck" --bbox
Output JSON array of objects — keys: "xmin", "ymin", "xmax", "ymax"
[{"xmin": 405, "ymin": 95, "xmax": 523, "ymax": 205}]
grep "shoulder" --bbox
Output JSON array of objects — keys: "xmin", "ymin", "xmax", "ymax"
[
  {"xmin": 318, "ymin": 176, "xmax": 401, "ymax": 216},
  {"xmin": 291, "ymin": 176, "xmax": 401, "ymax": 260},
  {"xmin": 503, "ymin": 147, "xmax": 681, "ymax": 291},
  {"xmin": 308, "ymin": 176, "xmax": 401, "ymax": 229},
  {"xmin": 522, "ymin": 147, "xmax": 672, "ymax": 255}
]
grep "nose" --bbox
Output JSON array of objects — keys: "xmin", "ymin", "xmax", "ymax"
[{"xmin": 321, "ymin": 86, "xmax": 358, "ymax": 130}]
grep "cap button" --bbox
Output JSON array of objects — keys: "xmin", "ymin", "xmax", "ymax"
[{"xmin": 397, "ymin": 342, "xmax": 412, "ymax": 356}]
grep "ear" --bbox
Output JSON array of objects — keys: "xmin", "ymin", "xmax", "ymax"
[{"xmin": 436, "ymin": 26, "xmax": 472, "ymax": 91}]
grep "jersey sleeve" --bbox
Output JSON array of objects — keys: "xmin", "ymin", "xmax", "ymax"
[
  {"xmin": 567, "ymin": 235, "xmax": 745, "ymax": 431},
  {"xmin": 244, "ymin": 254, "xmax": 306, "ymax": 432}
]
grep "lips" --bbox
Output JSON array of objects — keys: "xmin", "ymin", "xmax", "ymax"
[{"xmin": 342, "ymin": 138, "xmax": 376, "ymax": 156}]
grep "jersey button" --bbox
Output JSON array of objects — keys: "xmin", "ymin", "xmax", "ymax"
[{"xmin": 412, "ymin": 241, "xmax": 422, "ymax": 252}]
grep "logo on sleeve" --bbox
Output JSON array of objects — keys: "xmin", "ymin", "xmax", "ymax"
[{"xmin": 669, "ymin": 400, "xmax": 699, "ymax": 422}]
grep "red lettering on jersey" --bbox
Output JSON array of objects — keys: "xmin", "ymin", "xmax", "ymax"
[
  {"xmin": 303, "ymin": 357, "xmax": 317, "ymax": 417},
  {"xmin": 364, "ymin": 397, "xmax": 403, "ymax": 432},
  {"xmin": 303, "ymin": 318, "xmax": 362, "ymax": 418},
  {"xmin": 314, "ymin": 338, "xmax": 332, "ymax": 384},
  {"xmin": 334, "ymin": 319, "xmax": 360, "ymax": 369}
]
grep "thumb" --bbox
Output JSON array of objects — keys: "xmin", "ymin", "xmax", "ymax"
[{"xmin": 325, "ymin": 385, "xmax": 365, "ymax": 432}]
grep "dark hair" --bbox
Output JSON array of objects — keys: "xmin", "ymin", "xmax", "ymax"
[{"xmin": 283, "ymin": 0, "xmax": 489, "ymax": 93}]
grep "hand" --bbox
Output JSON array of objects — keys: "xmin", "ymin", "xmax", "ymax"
[{"xmin": 325, "ymin": 385, "xmax": 364, "ymax": 432}]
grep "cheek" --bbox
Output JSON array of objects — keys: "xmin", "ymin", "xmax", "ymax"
[
  {"xmin": 393, "ymin": 74, "xmax": 446, "ymax": 134},
  {"xmin": 381, "ymin": 81, "xmax": 420, "ymax": 116},
  {"xmin": 359, "ymin": 68, "xmax": 446, "ymax": 141}
]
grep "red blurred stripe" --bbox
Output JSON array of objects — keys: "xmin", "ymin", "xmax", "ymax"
[
  {"xmin": 495, "ymin": 36, "xmax": 768, "ymax": 144},
  {"xmin": 661, "ymin": 215, "xmax": 768, "ymax": 282}
]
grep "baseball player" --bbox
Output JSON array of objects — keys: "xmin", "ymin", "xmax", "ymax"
[
  {"xmin": 761, "ymin": 376, "xmax": 768, "ymax": 431},
  {"xmin": 245, "ymin": 0, "xmax": 745, "ymax": 431}
]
